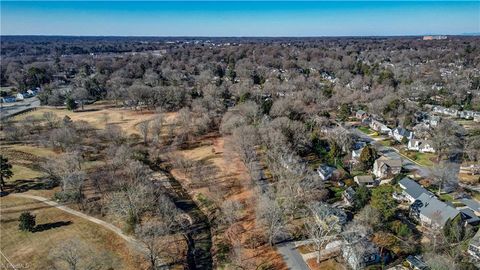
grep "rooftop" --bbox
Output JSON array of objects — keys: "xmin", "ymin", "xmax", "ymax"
[{"xmin": 399, "ymin": 177, "xmax": 432, "ymax": 200}]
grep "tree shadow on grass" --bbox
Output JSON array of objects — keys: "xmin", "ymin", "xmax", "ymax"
[{"xmin": 34, "ymin": 221, "xmax": 72, "ymax": 232}]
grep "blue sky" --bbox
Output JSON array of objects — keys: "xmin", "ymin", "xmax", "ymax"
[{"xmin": 1, "ymin": 1, "xmax": 479, "ymax": 36}]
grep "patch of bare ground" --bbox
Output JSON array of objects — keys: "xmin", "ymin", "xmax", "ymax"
[{"xmin": 170, "ymin": 134, "xmax": 287, "ymax": 269}]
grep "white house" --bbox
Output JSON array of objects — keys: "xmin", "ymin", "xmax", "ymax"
[
  {"xmin": 351, "ymin": 148, "xmax": 364, "ymax": 163},
  {"xmin": 370, "ymin": 120, "xmax": 391, "ymax": 134},
  {"xmin": 474, "ymin": 115, "xmax": 480, "ymax": 123},
  {"xmin": 408, "ymin": 139, "xmax": 435, "ymax": 153},
  {"xmin": 390, "ymin": 127, "xmax": 414, "ymax": 142},
  {"xmin": 15, "ymin": 93, "xmax": 24, "ymax": 101},
  {"xmin": 317, "ymin": 165, "xmax": 336, "ymax": 181}
]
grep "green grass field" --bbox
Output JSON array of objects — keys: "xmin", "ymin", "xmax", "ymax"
[{"xmin": 357, "ymin": 126, "xmax": 374, "ymax": 134}]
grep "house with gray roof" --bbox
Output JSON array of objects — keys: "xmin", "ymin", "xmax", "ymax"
[
  {"xmin": 406, "ymin": 255, "xmax": 429, "ymax": 270},
  {"xmin": 390, "ymin": 127, "xmax": 414, "ymax": 142},
  {"xmin": 354, "ymin": 175, "xmax": 375, "ymax": 187},
  {"xmin": 410, "ymin": 193, "xmax": 460, "ymax": 228},
  {"xmin": 459, "ymin": 198, "xmax": 480, "ymax": 215},
  {"xmin": 317, "ymin": 164, "xmax": 336, "ymax": 181},
  {"xmin": 398, "ymin": 177, "xmax": 433, "ymax": 204}
]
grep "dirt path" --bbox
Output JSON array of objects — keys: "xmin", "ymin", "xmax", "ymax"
[{"xmin": 9, "ymin": 193, "xmax": 147, "ymax": 253}]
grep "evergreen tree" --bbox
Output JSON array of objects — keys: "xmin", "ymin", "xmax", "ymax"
[
  {"xmin": 19, "ymin": 212, "xmax": 36, "ymax": 232},
  {"xmin": 66, "ymin": 97, "xmax": 78, "ymax": 111},
  {"xmin": 359, "ymin": 145, "xmax": 377, "ymax": 170}
]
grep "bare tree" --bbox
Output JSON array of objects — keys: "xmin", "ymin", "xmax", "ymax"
[
  {"xmin": 306, "ymin": 203, "xmax": 341, "ymax": 263},
  {"xmin": 151, "ymin": 115, "xmax": 164, "ymax": 144},
  {"xmin": 430, "ymin": 161, "xmax": 458, "ymax": 196},
  {"xmin": 255, "ymin": 193, "xmax": 286, "ymax": 246},
  {"xmin": 135, "ymin": 221, "xmax": 182, "ymax": 269},
  {"xmin": 49, "ymin": 238, "xmax": 111, "ymax": 270},
  {"xmin": 43, "ymin": 111, "xmax": 60, "ymax": 129},
  {"xmin": 138, "ymin": 120, "xmax": 150, "ymax": 145}
]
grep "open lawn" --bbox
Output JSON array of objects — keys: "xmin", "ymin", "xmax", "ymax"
[
  {"xmin": 357, "ymin": 126, "xmax": 374, "ymax": 135},
  {"xmin": 400, "ymin": 150, "xmax": 436, "ymax": 167},
  {"xmin": 0, "ymin": 144, "xmax": 56, "ymax": 184},
  {"xmin": 0, "ymin": 195, "xmax": 142, "ymax": 270},
  {"xmin": 306, "ymin": 257, "xmax": 346, "ymax": 270},
  {"xmin": 13, "ymin": 102, "xmax": 177, "ymax": 135}
]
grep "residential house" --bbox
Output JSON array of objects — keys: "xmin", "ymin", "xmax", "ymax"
[
  {"xmin": 468, "ymin": 229, "xmax": 480, "ymax": 262},
  {"xmin": 373, "ymin": 156, "xmax": 402, "ymax": 179},
  {"xmin": 433, "ymin": 106, "xmax": 459, "ymax": 117},
  {"xmin": 405, "ymin": 255, "xmax": 429, "ymax": 270},
  {"xmin": 410, "ymin": 193, "xmax": 460, "ymax": 228},
  {"xmin": 459, "ymin": 199, "xmax": 480, "ymax": 216},
  {"xmin": 356, "ymin": 110, "xmax": 368, "ymax": 119},
  {"xmin": 343, "ymin": 236, "xmax": 388, "ymax": 270},
  {"xmin": 351, "ymin": 141, "xmax": 367, "ymax": 163},
  {"xmin": 391, "ymin": 127, "xmax": 414, "ymax": 142},
  {"xmin": 459, "ymin": 208, "xmax": 480, "ymax": 226},
  {"xmin": 455, "ymin": 198, "xmax": 480, "ymax": 226},
  {"xmin": 457, "ymin": 110, "xmax": 480, "ymax": 120},
  {"xmin": 343, "ymin": 187, "xmax": 357, "ymax": 206},
  {"xmin": 15, "ymin": 93, "xmax": 24, "ymax": 101},
  {"xmin": 398, "ymin": 177, "xmax": 433, "ymax": 204},
  {"xmin": 318, "ymin": 165, "xmax": 336, "ymax": 181},
  {"xmin": 354, "ymin": 175, "xmax": 375, "ymax": 187},
  {"xmin": 427, "ymin": 115, "xmax": 441, "ymax": 127},
  {"xmin": 407, "ymin": 139, "xmax": 435, "ymax": 153},
  {"xmin": 370, "ymin": 120, "xmax": 391, "ymax": 135},
  {"xmin": 351, "ymin": 148, "xmax": 364, "ymax": 163}
]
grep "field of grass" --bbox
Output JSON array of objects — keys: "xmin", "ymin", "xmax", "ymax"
[
  {"xmin": 357, "ymin": 126, "xmax": 374, "ymax": 134},
  {"xmin": 400, "ymin": 150, "xmax": 436, "ymax": 167},
  {"xmin": 0, "ymin": 195, "xmax": 142, "ymax": 269},
  {"xmin": 14, "ymin": 103, "xmax": 177, "ymax": 135},
  {"xmin": 380, "ymin": 139, "xmax": 394, "ymax": 147},
  {"xmin": 0, "ymin": 144, "xmax": 56, "ymax": 184}
]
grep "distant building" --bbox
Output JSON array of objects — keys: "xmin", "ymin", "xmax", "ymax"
[
  {"xmin": 423, "ymin": 35, "xmax": 447, "ymax": 40},
  {"xmin": 373, "ymin": 156, "xmax": 402, "ymax": 179},
  {"xmin": 15, "ymin": 93, "xmax": 24, "ymax": 101}
]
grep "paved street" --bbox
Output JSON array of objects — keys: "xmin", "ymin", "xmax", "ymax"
[
  {"xmin": 349, "ymin": 127, "xmax": 432, "ymax": 177},
  {"xmin": 277, "ymin": 242, "xmax": 310, "ymax": 270},
  {"xmin": 0, "ymin": 97, "xmax": 40, "ymax": 119}
]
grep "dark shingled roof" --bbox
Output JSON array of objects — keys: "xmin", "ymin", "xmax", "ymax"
[{"xmin": 399, "ymin": 177, "xmax": 432, "ymax": 200}]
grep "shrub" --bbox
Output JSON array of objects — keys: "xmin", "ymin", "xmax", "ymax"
[{"xmin": 19, "ymin": 212, "xmax": 36, "ymax": 232}]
